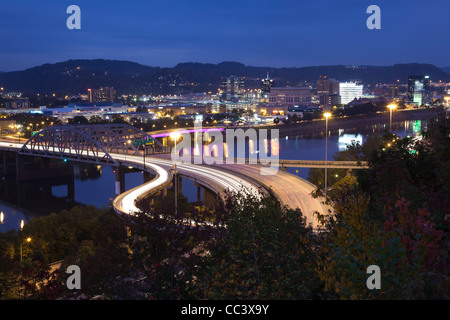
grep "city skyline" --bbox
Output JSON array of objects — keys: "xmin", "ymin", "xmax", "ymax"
[
  {"xmin": 0, "ymin": 0, "xmax": 449, "ymax": 303},
  {"xmin": 1, "ymin": 0, "xmax": 449, "ymax": 71}
]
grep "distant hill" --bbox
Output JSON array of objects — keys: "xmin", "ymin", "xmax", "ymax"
[
  {"xmin": 0, "ymin": 59, "xmax": 449, "ymax": 96},
  {"xmin": 441, "ymin": 67, "xmax": 450, "ymax": 75},
  {"xmin": 0, "ymin": 59, "xmax": 160, "ymax": 95}
]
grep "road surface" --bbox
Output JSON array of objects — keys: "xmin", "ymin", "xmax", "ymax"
[
  {"xmin": 0, "ymin": 140, "xmax": 330, "ymax": 228},
  {"xmin": 150, "ymin": 154, "xmax": 331, "ymax": 228}
]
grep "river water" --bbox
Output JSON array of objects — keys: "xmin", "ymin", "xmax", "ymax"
[{"xmin": 0, "ymin": 119, "xmax": 426, "ymax": 232}]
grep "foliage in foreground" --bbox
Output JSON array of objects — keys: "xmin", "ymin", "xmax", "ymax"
[
  {"xmin": 127, "ymin": 191, "xmax": 321, "ymax": 299},
  {"xmin": 0, "ymin": 206, "xmax": 130, "ymax": 299},
  {"xmin": 192, "ymin": 193, "xmax": 321, "ymax": 299},
  {"xmin": 314, "ymin": 113, "xmax": 449, "ymax": 299}
]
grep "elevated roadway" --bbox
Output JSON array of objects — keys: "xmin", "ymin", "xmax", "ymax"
[
  {"xmin": 279, "ymin": 159, "xmax": 368, "ymax": 169},
  {"xmin": 149, "ymin": 154, "xmax": 332, "ymax": 228},
  {"xmin": 0, "ymin": 140, "xmax": 263, "ymax": 219},
  {"xmin": 0, "ymin": 138, "xmax": 333, "ymax": 228}
]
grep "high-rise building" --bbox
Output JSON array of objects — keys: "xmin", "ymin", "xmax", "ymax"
[
  {"xmin": 221, "ymin": 76, "xmax": 244, "ymax": 101},
  {"xmin": 317, "ymin": 76, "xmax": 339, "ymax": 106},
  {"xmin": 317, "ymin": 76, "xmax": 330, "ymax": 95},
  {"xmin": 407, "ymin": 75, "xmax": 431, "ymax": 105},
  {"xmin": 339, "ymin": 82, "xmax": 363, "ymax": 105},
  {"xmin": 389, "ymin": 85, "xmax": 399, "ymax": 98},
  {"xmin": 261, "ymin": 73, "xmax": 274, "ymax": 94},
  {"xmin": 329, "ymin": 94, "xmax": 341, "ymax": 106},
  {"xmin": 329, "ymin": 79, "xmax": 340, "ymax": 95},
  {"xmin": 88, "ymin": 87, "xmax": 116, "ymax": 103}
]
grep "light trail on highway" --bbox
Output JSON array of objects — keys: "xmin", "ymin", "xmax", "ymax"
[
  {"xmin": 111, "ymin": 153, "xmax": 262, "ymax": 214},
  {"xmin": 0, "ymin": 141, "xmax": 262, "ymax": 218},
  {"xmin": 0, "ymin": 139, "xmax": 329, "ymax": 228}
]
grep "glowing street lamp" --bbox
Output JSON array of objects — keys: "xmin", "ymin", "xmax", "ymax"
[
  {"xmin": 20, "ymin": 237, "xmax": 32, "ymax": 262},
  {"xmin": 124, "ymin": 140, "xmax": 132, "ymax": 161},
  {"xmin": 324, "ymin": 112, "xmax": 332, "ymax": 198},
  {"xmin": 387, "ymin": 104, "xmax": 397, "ymax": 133},
  {"xmin": 170, "ymin": 132, "xmax": 181, "ymax": 216}
]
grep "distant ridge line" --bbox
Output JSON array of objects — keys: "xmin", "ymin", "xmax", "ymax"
[{"xmin": 0, "ymin": 59, "xmax": 449, "ymax": 95}]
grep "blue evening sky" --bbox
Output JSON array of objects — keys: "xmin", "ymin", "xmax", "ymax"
[{"xmin": 0, "ymin": 0, "xmax": 448, "ymax": 71}]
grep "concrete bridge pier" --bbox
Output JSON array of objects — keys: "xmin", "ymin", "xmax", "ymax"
[
  {"xmin": 203, "ymin": 188, "xmax": 218, "ymax": 210},
  {"xmin": 1, "ymin": 151, "xmax": 17, "ymax": 176},
  {"xmin": 143, "ymin": 171, "xmax": 152, "ymax": 183},
  {"xmin": 176, "ymin": 175, "xmax": 182, "ymax": 194},
  {"xmin": 152, "ymin": 187, "xmax": 166, "ymax": 204},
  {"xmin": 194, "ymin": 182, "xmax": 203, "ymax": 202},
  {"xmin": 2, "ymin": 152, "xmax": 5, "ymax": 175},
  {"xmin": 15, "ymin": 154, "xmax": 25, "ymax": 179},
  {"xmin": 114, "ymin": 166, "xmax": 125, "ymax": 195},
  {"xmin": 197, "ymin": 185, "xmax": 202, "ymax": 202},
  {"xmin": 153, "ymin": 186, "xmax": 167, "ymax": 203}
]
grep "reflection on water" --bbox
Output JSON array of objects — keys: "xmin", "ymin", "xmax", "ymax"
[
  {"xmin": 0, "ymin": 202, "xmax": 30, "ymax": 233},
  {"xmin": 338, "ymin": 134, "xmax": 364, "ymax": 151},
  {"xmin": 279, "ymin": 120, "xmax": 427, "ymax": 179},
  {"xmin": 0, "ymin": 120, "xmax": 428, "ymax": 232},
  {"xmin": 280, "ymin": 120, "xmax": 425, "ymax": 159},
  {"xmin": 0, "ymin": 163, "xmax": 146, "ymax": 232}
]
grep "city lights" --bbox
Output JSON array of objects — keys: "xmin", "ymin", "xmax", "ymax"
[{"xmin": 0, "ymin": 1, "xmax": 448, "ymax": 303}]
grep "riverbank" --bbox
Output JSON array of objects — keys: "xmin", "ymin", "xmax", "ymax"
[{"xmin": 265, "ymin": 108, "xmax": 443, "ymax": 136}]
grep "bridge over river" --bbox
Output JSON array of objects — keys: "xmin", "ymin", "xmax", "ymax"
[{"xmin": 0, "ymin": 124, "xmax": 370, "ymax": 228}]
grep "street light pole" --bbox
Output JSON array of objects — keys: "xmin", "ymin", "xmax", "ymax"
[
  {"xmin": 125, "ymin": 140, "xmax": 131, "ymax": 162},
  {"xmin": 143, "ymin": 144, "xmax": 146, "ymax": 172},
  {"xmin": 170, "ymin": 133, "xmax": 181, "ymax": 216},
  {"xmin": 390, "ymin": 108, "xmax": 393, "ymax": 132},
  {"xmin": 324, "ymin": 112, "xmax": 331, "ymax": 198},
  {"xmin": 174, "ymin": 137, "xmax": 178, "ymax": 216},
  {"xmin": 20, "ymin": 237, "xmax": 31, "ymax": 262}
]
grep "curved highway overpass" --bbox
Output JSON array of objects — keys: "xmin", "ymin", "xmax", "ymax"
[
  {"xmin": 110, "ymin": 153, "xmax": 263, "ymax": 216},
  {"xmin": 149, "ymin": 154, "xmax": 331, "ymax": 228},
  {"xmin": 0, "ymin": 139, "xmax": 330, "ymax": 228}
]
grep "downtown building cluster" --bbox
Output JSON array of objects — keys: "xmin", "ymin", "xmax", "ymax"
[{"xmin": 0, "ymin": 71, "xmax": 449, "ymax": 127}]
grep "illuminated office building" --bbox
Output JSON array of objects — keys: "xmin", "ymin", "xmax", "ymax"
[
  {"xmin": 88, "ymin": 87, "xmax": 116, "ymax": 103},
  {"xmin": 261, "ymin": 73, "xmax": 274, "ymax": 94},
  {"xmin": 221, "ymin": 76, "xmax": 244, "ymax": 101},
  {"xmin": 268, "ymin": 87, "xmax": 312, "ymax": 107},
  {"xmin": 339, "ymin": 82, "xmax": 363, "ymax": 105},
  {"xmin": 407, "ymin": 75, "xmax": 431, "ymax": 105},
  {"xmin": 317, "ymin": 76, "xmax": 339, "ymax": 106}
]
